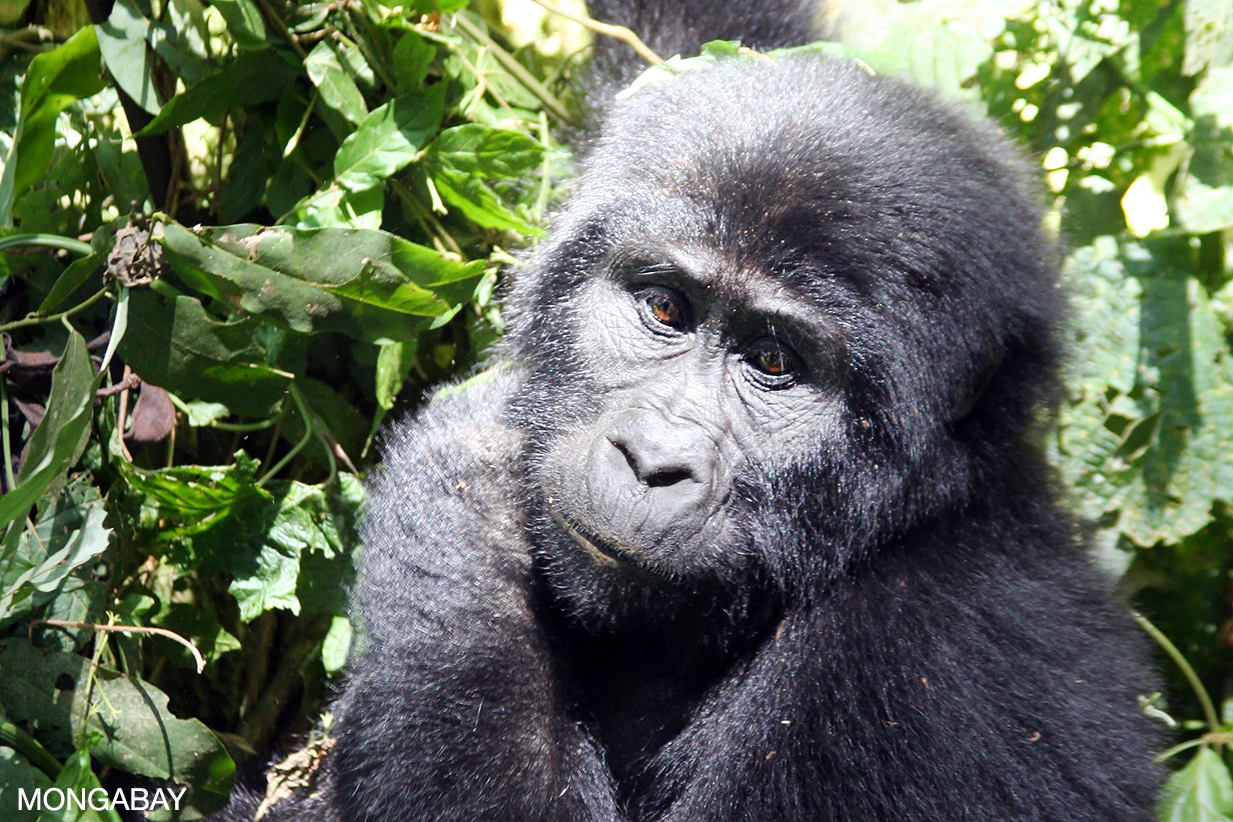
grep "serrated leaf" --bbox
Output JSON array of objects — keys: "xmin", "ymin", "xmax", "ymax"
[
  {"xmin": 333, "ymin": 83, "xmax": 445, "ymax": 193},
  {"xmin": 157, "ymin": 222, "xmax": 485, "ymax": 343},
  {"xmin": 1059, "ymin": 239, "xmax": 1233, "ymax": 545},
  {"xmin": 1184, "ymin": 0, "xmax": 1233, "ymax": 75},
  {"xmin": 0, "ymin": 488, "xmax": 110, "ymax": 622},
  {"xmin": 1161, "ymin": 748, "xmax": 1233, "ymax": 822},
  {"xmin": 0, "ymin": 638, "xmax": 234, "ymax": 816}
]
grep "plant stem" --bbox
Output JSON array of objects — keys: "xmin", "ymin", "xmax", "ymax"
[
  {"xmin": 0, "ymin": 718, "xmax": 62, "ymax": 779},
  {"xmin": 452, "ymin": 15, "xmax": 571, "ymax": 124},
  {"xmin": 0, "ymin": 377, "xmax": 14, "ymax": 492},
  {"xmin": 0, "ymin": 233, "xmax": 93, "ymax": 255},
  {"xmin": 1133, "ymin": 610, "xmax": 1220, "ymax": 734},
  {"xmin": 0, "ymin": 287, "xmax": 110, "ymax": 333}
]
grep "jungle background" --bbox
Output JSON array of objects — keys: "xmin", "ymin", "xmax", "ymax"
[{"xmin": 0, "ymin": 0, "xmax": 1230, "ymax": 818}]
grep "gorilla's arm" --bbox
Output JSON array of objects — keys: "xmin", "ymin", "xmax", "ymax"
[
  {"xmin": 642, "ymin": 496, "xmax": 1161, "ymax": 822},
  {"xmin": 330, "ymin": 371, "xmax": 619, "ymax": 822}
]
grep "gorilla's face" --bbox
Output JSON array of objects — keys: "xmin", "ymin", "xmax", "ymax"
[
  {"xmin": 534, "ymin": 245, "xmax": 844, "ymax": 583},
  {"xmin": 506, "ymin": 57, "xmax": 1059, "ymax": 625}
]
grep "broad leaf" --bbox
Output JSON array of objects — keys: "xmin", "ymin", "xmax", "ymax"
[
  {"xmin": 0, "ymin": 638, "xmax": 235, "ymax": 817},
  {"xmin": 0, "ymin": 332, "xmax": 103, "ymax": 530},
  {"xmin": 157, "ymin": 222, "xmax": 485, "ymax": 342},
  {"xmin": 1160, "ymin": 748, "xmax": 1233, "ymax": 822},
  {"xmin": 333, "ymin": 83, "xmax": 446, "ymax": 193}
]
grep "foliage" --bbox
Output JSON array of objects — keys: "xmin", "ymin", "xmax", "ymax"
[
  {"xmin": 0, "ymin": 0, "xmax": 1229, "ymax": 819},
  {"xmin": 0, "ymin": 0, "xmax": 574, "ymax": 816}
]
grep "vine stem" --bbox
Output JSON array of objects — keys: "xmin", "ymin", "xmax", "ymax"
[
  {"xmin": 0, "ymin": 287, "xmax": 109, "ymax": 333},
  {"xmin": 1133, "ymin": 610, "xmax": 1220, "ymax": 734}
]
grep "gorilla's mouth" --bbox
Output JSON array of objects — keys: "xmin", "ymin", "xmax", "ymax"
[{"xmin": 551, "ymin": 511, "xmax": 631, "ymax": 570}]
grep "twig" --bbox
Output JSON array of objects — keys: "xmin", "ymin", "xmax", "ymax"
[
  {"xmin": 116, "ymin": 365, "xmax": 134, "ymax": 462},
  {"xmin": 525, "ymin": 0, "xmax": 662, "ymax": 65},
  {"xmin": 255, "ymin": 0, "xmax": 309, "ymax": 60},
  {"xmin": 452, "ymin": 15, "xmax": 571, "ymax": 124},
  {"xmin": 97, "ymin": 372, "xmax": 141, "ymax": 397},
  {"xmin": 29, "ymin": 618, "xmax": 207, "ymax": 674}
]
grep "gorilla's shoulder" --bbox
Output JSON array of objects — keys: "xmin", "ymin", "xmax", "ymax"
[{"xmin": 371, "ymin": 364, "xmax": 523, "ymax": 494}]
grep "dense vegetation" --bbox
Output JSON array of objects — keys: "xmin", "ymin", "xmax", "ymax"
[{"xmin": 0, "ymin": 0, "xmax": 1230, "ymax": 819}]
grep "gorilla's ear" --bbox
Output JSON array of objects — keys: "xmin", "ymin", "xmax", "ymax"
[{"xmin": 952, "ymin": 349, "xmax": 1004, "ymax": 423}]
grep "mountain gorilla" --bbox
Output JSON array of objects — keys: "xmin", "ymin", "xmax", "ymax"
[{"xmin": 240, "ymin": 2, "xmax": 1164, "ymax": 821}]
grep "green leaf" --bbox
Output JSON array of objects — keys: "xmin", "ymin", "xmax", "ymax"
[
  {"xmin": 1160, "ymin": 748, "xmax": 1233, "ymax": 822},
  {"xmin": 1058, "ymin": 239, "xmax": 1233, "ymax": 545},
  {"xmin": 333, "ymin": 82, "xmax": 446, "ymax": 193},
  {"xmin": 1183, "ymin": 0, "xmax": 1233, "ymax": 75},
  {"xmin": 320, "ymin": 615, "xmax": 352, "ymax": 674},
  {"xmin": 0, "ymin": 745, "xmax": 50, "ymax": 822},
  {"xmin": 212, "ymin": 0, "xmax": 267, "ymax": 50},
  {"xmin": 0, "ymin": 638, "xmax": 235, "ymax": 816},
  {"xmin": 157, "ymin": 222, "xmax": 486, "ymax": 343},
  {"xmin": 306, "ymin": 41, "xmax": 368, "ymax": 127},
  {"xmin": 137, "ymin": 48, "xmax": 300, "ymax": 136},
  {"xmin": 0, "ymin": 486, "xmax": 110, "ymax": 623},
  {"xmin": 0, "ymin": 332, "xmax": 103, "ymax": 530},
  {"xmin": 425, "ymin": 124, "xmax": 545, "ymax": 179},
  {"xmin": 227, "ymin": 478, "xmax": 361, "ymax": 619},
  {"xmin": 430, "ymin": 165, "xmax": 538, "ymax": 233},
  {"xmin": 95, "ymin": 0, "xmax": 159, "ymax": 115},
  {"xmin": 45, "ymin": 747, "xmax": 112, "ymax": 822},
  {"xmin": 11, "ymin": 27, "xmax": 106, "ymax": 206},
  {"xmin": 118, "ymin": 290, "xmax": 291, "ymax": 416},
  {"xmin": 37, "ymin": 231, "xmax": 107, "ymax": 315},
  {"xmin": 391, "ymin": 30, "xmax": 436, "ymax": 93}
]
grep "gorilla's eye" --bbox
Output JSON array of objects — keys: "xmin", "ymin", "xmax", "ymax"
[
  {"xmin": 746, "ymin": 339, "xmax": 799, "ymax": 386},
  {"xmin": 639, "ymin": 287, "xmax": 688, "ymax": 332}
]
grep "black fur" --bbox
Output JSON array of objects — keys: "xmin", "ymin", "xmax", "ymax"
[{"xmin": 222, "ymin": 4, "xmax": 1164, "ymax": 821}]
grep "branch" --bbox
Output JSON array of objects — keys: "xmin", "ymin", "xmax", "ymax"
[{"xmin": 526, "ymin": 0, "xmax": 662, "ymax": 65}]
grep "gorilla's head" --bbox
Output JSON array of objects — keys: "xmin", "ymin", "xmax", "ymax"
[{"xmin": 503, "ymin": 56, "xmax": 1062, "ymax": 628}]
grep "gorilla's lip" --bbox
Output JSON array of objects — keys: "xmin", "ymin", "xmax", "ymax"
[{"xmin": 551, "ymin": 511, "xmax": 631, "ymax": 570}]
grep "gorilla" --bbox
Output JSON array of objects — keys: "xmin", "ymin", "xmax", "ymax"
[{"xmin": 236, "ymin": 2, "xmax": 1165, "ymax": 820}]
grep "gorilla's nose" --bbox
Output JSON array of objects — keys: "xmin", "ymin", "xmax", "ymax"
[{"xmin": 605, "ymin": 411, "xmax": 715, "ymax": 491}]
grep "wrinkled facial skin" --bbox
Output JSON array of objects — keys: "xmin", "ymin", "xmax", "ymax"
[
  {"xmin": 514, "ymin": 241, "xmax": 845, "ymax": 626},
  {"xmin": 541, "ymin": 248, "xmax": 842, "ymax": 573}
]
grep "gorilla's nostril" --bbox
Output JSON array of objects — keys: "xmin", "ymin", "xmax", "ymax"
[
  {"xmin": 646, "ymin": 468, "xmax": 693, "ymax": 488},
  {"xmin": 609, "ymin": 436, "xmax": 697, "ymax": 487}
]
